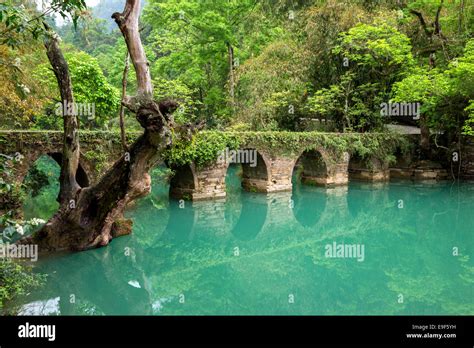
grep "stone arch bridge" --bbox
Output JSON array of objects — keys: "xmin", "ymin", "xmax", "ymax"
[{"xmin": 0, "ymin": 130, "xmax": 436, "ymax": 201}]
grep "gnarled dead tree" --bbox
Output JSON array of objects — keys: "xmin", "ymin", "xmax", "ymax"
[{"xmin": 19, "ymin": 0, "xmax": 187, "ymax": 252}]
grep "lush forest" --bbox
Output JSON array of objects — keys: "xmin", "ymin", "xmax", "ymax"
[
  {"xmin": 1, "ymin": 0, "xmax": 473, "ymax": 135},
  {"xmin": 0, "ymin": 0, "xmax": 473, "ymax": 311}
]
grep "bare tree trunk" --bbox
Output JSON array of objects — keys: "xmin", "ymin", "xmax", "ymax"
[
  {"xmin": 45, "ymin": 34, "xmax": 80, "ymax": 205},
  {"xmin": 19, "ymin": 0, "xmax": 182, "ymax": 252},
  {"xmin": 119, "ymin": 52, "xmax": 130, "ymax": 151},
  {"xmin": 112, "ymin": 0, "xmax": 153, "ymax": 99},
  {"xmin": 420, "ymin": 117, "xmax": 431, "ymax": 153},
  {"xmin": 26, "ymin": 119, "xmax": 174, "ymax": 251},
  {"xmin": 227, "ymin": 42, "xmax": 235, "ymax": 112}
]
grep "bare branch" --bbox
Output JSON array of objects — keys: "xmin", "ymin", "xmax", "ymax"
[
  {"xmin": 119, "ymin": 52, "xmax": 130, "ymax": 151},
  {"xmin": 112, "ymin": 0, "xmax": 153, "ymax": 99},
  {"xmin": 410, "ymin": 9, "xmax": 432, "ymax": 37},
  {"xmin": 434, "ymin": 0, "xmax": 444, "ymax": 35}
]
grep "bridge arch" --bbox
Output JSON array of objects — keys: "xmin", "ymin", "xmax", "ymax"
[
  {"xmin": 21, "ymin": 151, "xmax": 92, "ymax": 188},
  {"xmin": 293, "ymin": 149, "xmax": 330, "ymax": 186},
  {"xmin": 240, "ymin": 149, "xmax": 271, "ymax": 192},
  {"xmin": 168, "ymin": 163, "xmax": 198, "ymax": 200}
]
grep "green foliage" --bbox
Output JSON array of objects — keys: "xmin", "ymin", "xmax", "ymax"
[
  {"xmin": 21, "ymin": 155, "xmax": 60, "ymax": 221},
  {"xmin": 0, "ymin": 0, "xmax": 87, "ymax": 47},
  {"xmin": 153, "ymin": 77, "xmax": 201, "ymax": 124},
  {"xmin": 0, "ymin": 43, "xmax": 50, "ymax": 129},
  {"xmin": 393, "ymin": 39, "xmax": 474, "ymax": 135},
  {"xmin": 165, "ymin": 130, "xmax": 408, "ymax": 167},
  {"xmin": 0, "ymin": 154, "xmax": 25, "ymax": 214},
  {"xmin": 95, "ymin": 40, "xmax": 137, "ymax": 91},
  {"xmin": 235, "ymin": 39, "xmax": 309, "ymax": 130},
  {"xmin": 1, "ymin": 154, "xmax": 47, "ymax": 241},
  {"xmin": 143, "ymin": 0, "xmax": 283, "ymax": 126},
  {"xmin": 58, "ymin": 17, "xmax": 118, "ymax": 55},
  {"xmin": 301, "ymin": 0, "xmax": 378, "ymax": 89},
  {"xmin": 165, "ymin": 131, "xmax": 240, "ymax": 168},
  {"xmin": 333, "ymin": 23, "xmax": 414, "ymax": 72},
  {"xmin": 23, "ymin": 163, "xmax": 50, "ymax": 197},
  {"xmin": 0, "ymin": 259, "xmax": 45, "ymax": 312},
  {"xmin": 33, "ymin": 48, "xmax": 120, "ymax": 129},
  {"xmin": 463, "ymin": 101, "xmax": 474, "ymax": 136},
  {"xmin": 0, "ymin": 153, "xmax": 46, "ymax": 313},
  {"xmin": 2, "ymin": 0, "xmax": 474, "ymax": 139},
  {"xmin": 306, "ymin": 85, "xmax": 341, "ymax": 116},
  {"xmin": 310, "ymin": 23, "xmax": 416, "ymax": 131},
  {"xmin": 83, "ymin": 149, "xmax": 109, "ymax": 173},
  {"xmin": 399, "ymin": 0, "xmax": 474, "ymax": 67},
  {"xmin": 392, "ymin": 67, "xmax": 451, "ymax": 129}
]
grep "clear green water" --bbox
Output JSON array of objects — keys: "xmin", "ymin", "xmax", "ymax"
[{"xmin": 7, "ymin": 157, "xmax": 474, "ymax": 315}]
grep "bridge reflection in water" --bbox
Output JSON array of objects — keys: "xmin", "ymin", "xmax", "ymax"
[
  {"xmin": 9, "ymin": 155, "xmax": 473, "ymax": 316},
  {"xmin": 162, "ymin": 165, "xmax": 354, "ymax": 241}
]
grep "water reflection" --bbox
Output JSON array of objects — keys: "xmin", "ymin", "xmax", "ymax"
[
  {"xmin": 7, "ymin": 165, "xmax": 474, "ymax": 315},
  {"xmin": 230, "ymin": 195, "xmax": 267, "ymax": 241},
  {"xmin": 163, "ymin": 200, "xmax": 195, "ymax": 242},
  {"xmin": 292, "ymin": 184, "xmax": 327, "ymax": 228}
]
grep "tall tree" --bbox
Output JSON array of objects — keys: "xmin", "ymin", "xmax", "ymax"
[
  {"xmin": 143, "ymin": 0, "xmax": 270, "ymax": 125},
  {"xmin": 12, "ymin": 0, "xmax": 194, "ymax": 252}
]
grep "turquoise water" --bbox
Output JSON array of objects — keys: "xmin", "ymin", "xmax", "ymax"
[{"xmin": 6, "ymin": 157, "xmax": 474, "ymax": 315}]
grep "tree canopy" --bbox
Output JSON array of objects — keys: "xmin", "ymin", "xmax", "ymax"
[{"xmin": 1, "ymin": 0, "xmax": 473, "ymax": 138}]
